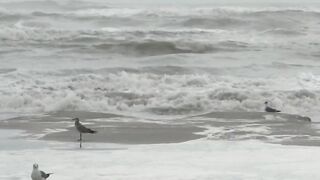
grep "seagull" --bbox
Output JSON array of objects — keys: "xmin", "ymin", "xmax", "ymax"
[
  {"xmin": 31, "ymin": 163, "xmax": 52, "ymax": 180},
  {"xmin": 72, "ymin": 117, "xmax": 97, "ymax": 142},
  {"xmin": 264, "ymin": 101, "xmax": 281, "ymax": 112}
]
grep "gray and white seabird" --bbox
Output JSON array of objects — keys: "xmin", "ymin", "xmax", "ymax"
[
  {"xmin": 31, "ymin": 163, "xmax": 52, "ymax": 180},
  {"xmin": 264, "ymin": 101, "xmax": 281, "ymax": 113},
  {"xmin": 72, "ymin": 117, "xmax": 97, "ymax": 142}
]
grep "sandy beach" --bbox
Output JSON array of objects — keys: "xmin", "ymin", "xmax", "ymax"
[
  {"xmin": 1, "ymin": 127, "xmax": 320, "ymax": 180},
  {"xmin": 0, "ymin": 111, "xmax": 316, "ymax": 145}
]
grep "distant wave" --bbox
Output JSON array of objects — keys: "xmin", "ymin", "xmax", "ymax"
[
  {"xmin": 93, "ymin": 40, "xmax": 251, "ymax": 56},
  {"xmin": 262, "ymin": 28, "xmax": 306, "ymax": 36},
  {"xmin": 1, "ymin": 7, "xmax": 320, "ymax": 26},
  {"xmin": 2, "ymin": 8, "xmax": 319, "ymax": 18},
  {"xmin": 248, "ymin": 9, "xmax": 320, "ymax": 17},
  {"xmin": 0, "ymin": 68, "xmax": 16, "ymax": 74},
  {"xmin": 182, "ymin": 17, "xmax": 246, "ymax": 29},
  {"xmin": 68, "ymin": 7, "xmax": 320, "ymax": 18},
  {"xmin": 0, "ymin": 6, "xmax": 319, "ymax": 44},
  {"xmin": 0, "ymin": 26, "xmax": 250, "ymax": 55},
  {"xmin": 94, "ymin": 41, "xmax": 204, "ymax": 56},
  {"xmin": 0, "ymin": 27, "xmax": 216, "ymax": 41}
]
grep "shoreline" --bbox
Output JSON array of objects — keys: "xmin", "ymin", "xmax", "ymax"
[
  {"xmin": 0, "ymin": 111, "xmax": 318, "ymax": 146},
  {"xmin": 0, "ymin": 111, "xmax": 205, "ymax": 145}
]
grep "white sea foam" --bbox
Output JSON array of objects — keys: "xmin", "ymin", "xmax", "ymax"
[
  {"xmin": 0, "ymin": 69, "xmax": 319, "ymax": 116},
  {"xmin": 0, "ymin": 0, "xmax": 319, "ymax": 119},
  {"xmin": 1, "ymin": 136, "xmax": 320, "ymax": 180}
]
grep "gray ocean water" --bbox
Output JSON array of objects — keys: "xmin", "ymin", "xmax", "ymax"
[{"xmin": 0, "ymin": 0, "xmax": 320, "ymax": 119}]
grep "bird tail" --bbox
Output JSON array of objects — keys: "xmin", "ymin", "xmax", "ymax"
[
  {"xmin": 44, "ymin": 173, "xmax": 53, "ymax": 179},
  {"xmin": 276, "ymin": 110, "xmax": 281, "ymax": 112},
  {"xmin": 89, "ymin": 129, "xmax": 97, "ymax": 134}
]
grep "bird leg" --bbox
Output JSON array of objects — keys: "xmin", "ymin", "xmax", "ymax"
[
  {"xmin": 79, "ymin": 133, "xmax": 82, "ymax": 148},
  {"xmin": 77, "ymin": 133, "xmax": 83, "ymax": 141}
]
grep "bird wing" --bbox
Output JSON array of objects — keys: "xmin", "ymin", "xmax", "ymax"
[
  {"xmin": 266, "ymin": 106, "xmax": 280, "ymax": 112},
  {"xmin": 40, "ymin": 171, "xmax": 52, "ymax": 179},
  {"xmin": 77, "ymin": 122, "xmax": 96, "ymax": 133}
]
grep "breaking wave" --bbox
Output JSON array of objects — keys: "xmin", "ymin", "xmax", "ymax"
[
  {"xmin": 0, "ymin": 69, "xmax": 319, "ymax": 116},
  {"xmin": 1, "ymin": 1, "xmax": 320, "ymax": 119}
]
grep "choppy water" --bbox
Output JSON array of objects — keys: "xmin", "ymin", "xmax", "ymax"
[{"xmin": 1, "ymin": 0, "xmax": 320, "ymax": 119}]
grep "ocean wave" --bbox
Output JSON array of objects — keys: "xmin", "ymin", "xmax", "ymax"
[
  {"xmin": 182, "ymin": 17, "xmax": 246, "ymax": 29},
  {"xmin": 0, "ymin": 0, "xmax": 110, "ymax": 12},
  {"xmin": 1, "ymin": 7, "xmax": 320, "ymax": 27},
  {"xmin": 0, "ymin": 26, "xmax": 219, "ymax": 41},
  {"xmin": 94, "ymin": 41, "xmax": 198, "ymax": 56},
  {"xmin": 0, "ymin": 68, "xmax": 16, "ymax": 74},
  {"xmin": 0, "ymin": 5, "xmax": 319, "ymax": 45},
  {"xmin": 1, "ymin": 5, "xmax": 320, "ymax": 17},
  {"xmin": 0, "ymin": 26, "xmax": 253, "ymax": 56},
  {"xmin": 0, "ymin": 13, "xmax": 24, "ymax": 22},
  {"xmin": 262, "ymin": 28, "xmax": 306, "ymax": 36},
  {"xmin": 0, "ymin": 27, "xmax": 71, "ymax": 41},
  {"xmin": 248, "ymin": 9, "xmax": 320, "ymax": 17},
  {"xmin": 0, "ymin": 70, "xmax": 319, "ymax": 116},
  {"xmin": 69, "ymin": 7, "xmax": 320, "ymax": 18},
  {"xmin": 93, "ymin": 40, "xmax": 250, "ymax": 56}
]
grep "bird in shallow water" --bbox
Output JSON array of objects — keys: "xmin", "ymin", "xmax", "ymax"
[
  {"xmin": 31, "ymin": 163, "xmax": 52, "ymax": 180},
  {"xmin": 72, "ymin": 117, "xmax": 97, "ymax": 142},
  {"xmin": 264, "ymin": 101, "xmax": 281, "ymax": 112}
]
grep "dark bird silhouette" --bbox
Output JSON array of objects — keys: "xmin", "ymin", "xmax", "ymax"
[
  {"xmin": 264, "ymin": 101, "xmax": 281, "ymax": 112},
  {"xmin": 31, "ymin": 163, "xmax": 53, "ymax": 180},
  {"xmin": 41, "ymin": 171, "xmax": 53, "ymax": 179},
  {"xmin": 72, "ymin": 118, "xmax": 97, "ymax": 143}
]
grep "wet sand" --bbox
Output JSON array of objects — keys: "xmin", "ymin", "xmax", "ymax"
[
  {"xmin": 0, "ymin": 111, "xmax": 205, "ymax": 144},
  {"xmin": 0, "ymin": 111, "xmax": 316, "ymax": 146}
]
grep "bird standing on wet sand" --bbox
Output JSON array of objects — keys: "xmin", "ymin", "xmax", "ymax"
[
  {"xmin": 72, "ymin": 118, "xmax": 97, "ymax": 147},
  {"xmin": 31, "ymin": 163, "xmax": 52, "ymax": 180},
  {"xmin": 264, "ymin": 101, "xmax": 281, "ymax": 112}
]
